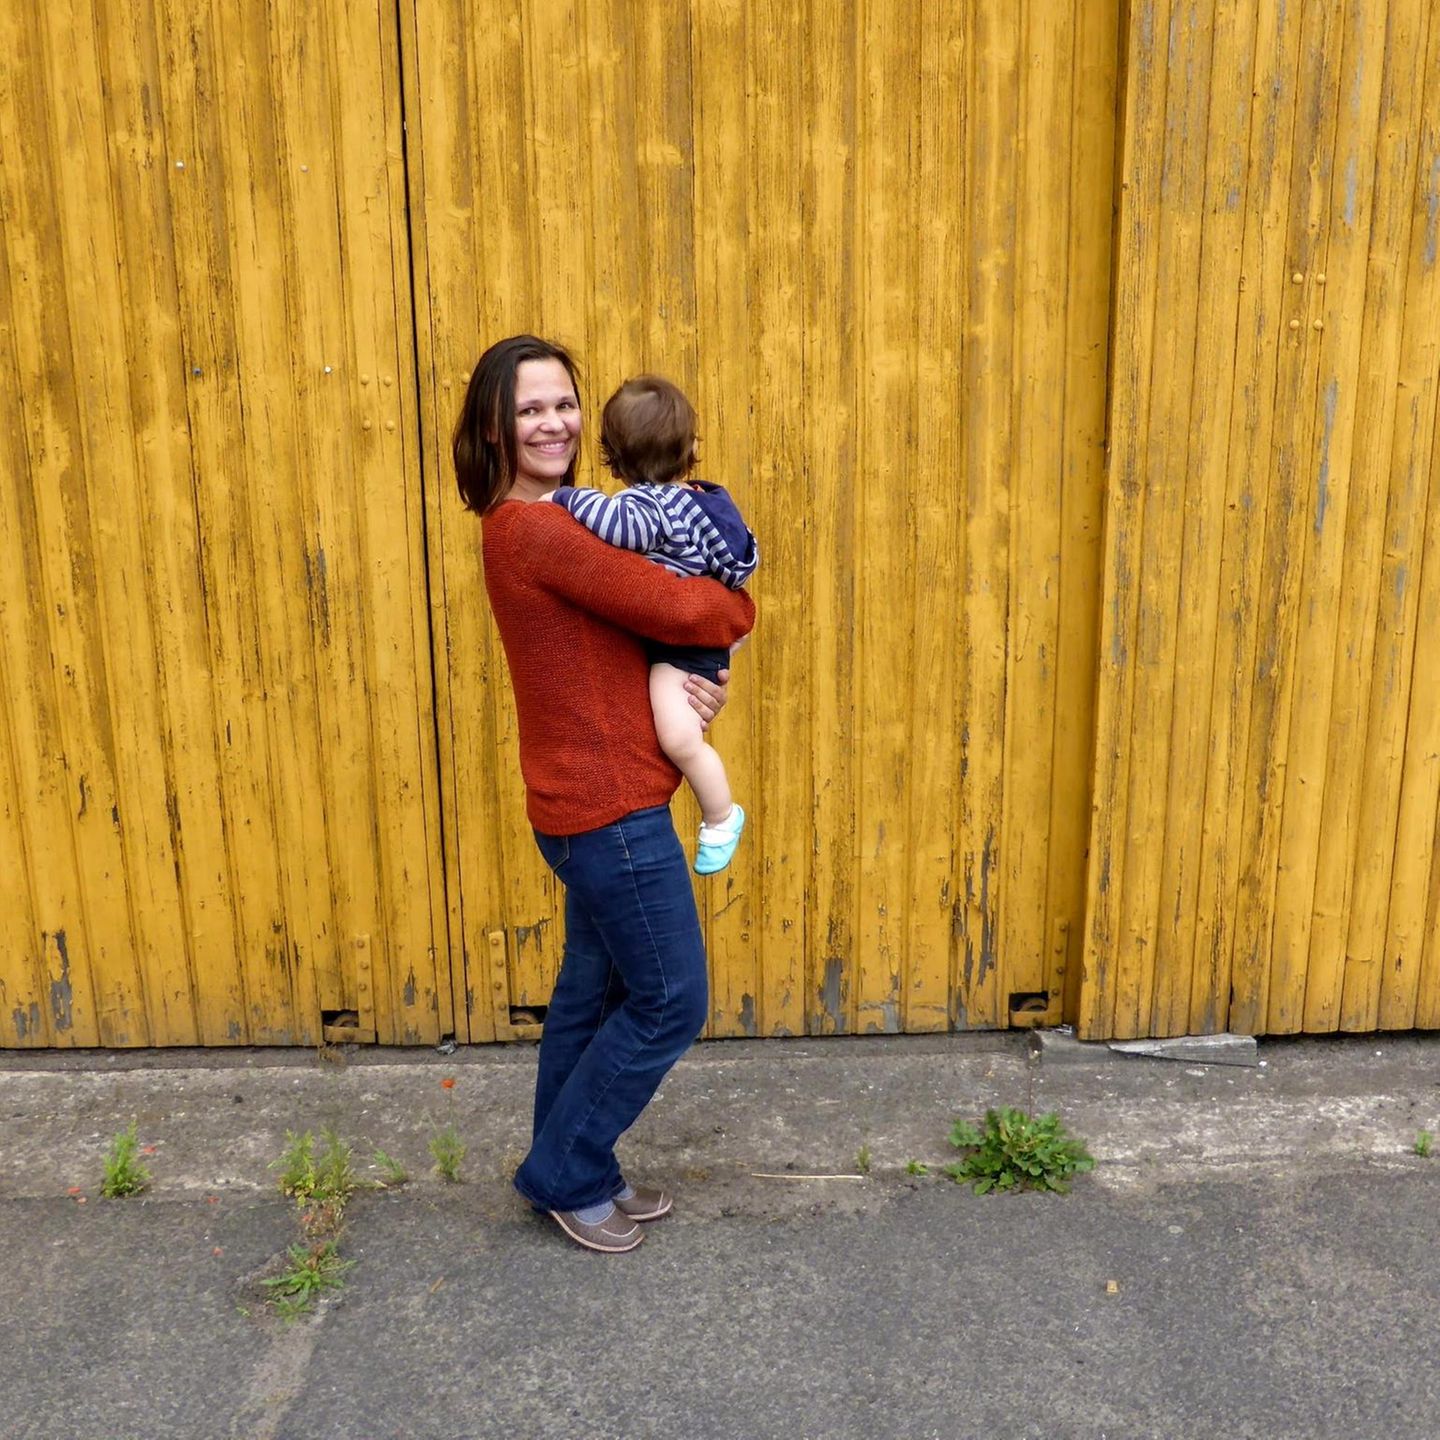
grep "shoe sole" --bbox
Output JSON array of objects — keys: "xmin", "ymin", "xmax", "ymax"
[{"xmin": 549, "ymin": 1210, "xmax": 645, "ymax": 1254}]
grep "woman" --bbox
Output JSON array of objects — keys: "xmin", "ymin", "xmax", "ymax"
[{"xmin": 453, "ymin": 335, "xmax": 755, "ymax": 1253}]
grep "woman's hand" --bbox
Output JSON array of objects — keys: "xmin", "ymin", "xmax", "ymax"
[{"xmin": 685, "ymin": 669, "xmax": 730, "ymax": 731}]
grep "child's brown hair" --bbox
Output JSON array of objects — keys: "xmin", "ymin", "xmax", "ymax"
[{"xmin": 599, "ymin": 375, "xmax": 697, "ymax": 487}]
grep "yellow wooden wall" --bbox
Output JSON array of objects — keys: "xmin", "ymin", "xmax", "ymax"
[
  {"xmin": 407, "ymin": 0, "xmax": 1118, "ymax": 1042},
  {"xmin": 21, "ymin": 1, "xmax": 1437, "ymax": 1049},
  {"xmin": 0, "ymin": 0, "xmax": 447, "ymax": 1046},
  {"xmin": 1079, "ymin": 0, "xmax": 1440, "ymax": 1038}
]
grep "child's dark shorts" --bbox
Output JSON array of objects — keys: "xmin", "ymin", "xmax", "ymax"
[{"xmin": 644, "ymin": 641, "xmax": 729, "ymax": 683}]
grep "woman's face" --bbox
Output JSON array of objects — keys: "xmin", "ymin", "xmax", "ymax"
[{"xmin": 510, "ymin": 358, "xmax": 581, "ymax": 495}]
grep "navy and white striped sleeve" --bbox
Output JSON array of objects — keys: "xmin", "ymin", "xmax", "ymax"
[{"xmin": 550, "ymin": 486, "xmax": 665, "ymax": 555}]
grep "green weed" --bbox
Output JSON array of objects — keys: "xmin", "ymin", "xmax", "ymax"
[
  {"xmin": 270, "ymin": 1129, "xmax": 357, "ymax": 1209},
  {"xmin": 943, "ymin": 1107, "xmax": 1094, "ymax": 1195},
  {"xmin": 905, "ymin": 1159, "xmax": 930, "ymax": 1176},
  {"xmin": 100, "ymin": 1122, "xmax": 151, "ymax": 1199},
  {"xmin": 262, "ymin": 1240, "xmax": 354, "ymax": 1320},
  {"xmin": 1416, "ymin": 1130, "xmax": 1433, "ymax": 1158},
  {"xmin": 855, "ymin": 1143, "xmax": 872, "ymax": 1175},
  {"xmin": 429, "ymin": 1123, "xmax": 465, "ymax": 1183},
  {"xmin": 371, "ymin": 1147, "xmax": 409, "ymax": 1187},
  {"xmin": 271, "ymin": 1130, "xmax": 317, "ymax": 1200}
]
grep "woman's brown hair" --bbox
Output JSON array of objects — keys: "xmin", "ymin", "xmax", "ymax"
[
  {"xmin": 599, "ymin": 375, "xmax": 697, "ymax": 487},
  {"xmin": 452, "ymin": 335, "xmax": 582, "ymax": 514}
]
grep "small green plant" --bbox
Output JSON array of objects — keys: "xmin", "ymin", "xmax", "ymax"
[
  {"xmin": 429, "ymin": 1123, "xmax": 465, "ymax": 1182},
  {"xmin": 271, "ymin": 1129, "xmax": 357, "ymax": 1209},
  {"xmin": 100, "ymin": 1121, "xmax": 151, "ymax": 1198},
  {"xmin": 271, "ymin": 1130, "xmax": 317, "ymax": 1200},
  {"xmin": 943, "ymin": 1107, "xmax": 1094, "ymax": 1195},
  {"xmin": 905, "ymin": 1159, "xmax": 929, "ymax": 1176},
  {"xmin": 312, "ymin": 1129, "xmax": 358, "ymax": 1208},
  {"xmin": 262, "ymin": 1240, "xmax": 354, "ymax": 1320},
  {"xmin": 1416, "ymin": 1130, "xmax": 1433, "ymax": 1158},
  {"xmin": 371, "ymin": 1147, "xmax": 409, "ymax": 1187},
  {"xmin": 855, "ymin": 1143, "xmax": 872, "ymax": 1175}
]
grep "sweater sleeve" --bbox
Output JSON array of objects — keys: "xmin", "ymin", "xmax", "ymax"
[
  {"xmin": 551, "ymin": 485, "xmax": 665, "ymax": 554},
  {"xmin": 521, "ymin": 504, "xmax": 756, "ymax": 647}
]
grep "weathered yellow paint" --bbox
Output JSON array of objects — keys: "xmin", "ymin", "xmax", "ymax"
[
  {"xmin": 0, "ymin": 0, "xmax": 444, "ymax": 1046},
  {"xmin": 1080, "ymin": 0, "xmax": 1440, "ymax": 1040},
  {"xmin": 409, "ymin": 0, "xmax": 1116, "ymax": 1042},
  {"xmin": 20, "ymin": 1, "xmax": 1437, "ymax": 1050}
]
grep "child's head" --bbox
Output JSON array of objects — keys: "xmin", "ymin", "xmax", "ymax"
[{"xmin": 599, "ymin": 375, "xmax": 698, "ymax": 487}]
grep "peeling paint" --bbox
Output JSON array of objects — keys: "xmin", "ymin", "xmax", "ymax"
[
  {"xmin": 1424, "ymin": 156, "xmax": 1440, "ymax": 269},
  {"xmin": 227, "ymin": 1019, "xmax": 242, "ymax": 1041},
  {"xmin": 1315, "ymin": 377, "xmax": 1338, "ymax": 537},
  {"xmin": 979, "ymin": 827, "xmax": 998, "ymax": 984},
  {"xmin": 515, "ymin": 918, "xmax": 551, "ymax": 951},
  {"xmin": 818, "ymin": 957, "xmax": 844, "ymax": 1028},
  {"xmin": 49, "ymin": 930, "xmax": 73, "ymax": 1030},
  {"xmin": 12, "ymin": 1002, "xmax": 40, "ymax": 1039},
  {"xmin": 738, "ymin": 993, "xmax": 756, "ymax": 1036},
  {"xmin": 403, "ymin": 968, "xmax": 417, "ymax": 1007}
]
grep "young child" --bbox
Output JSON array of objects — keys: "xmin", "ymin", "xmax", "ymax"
[{"xmin": 548, "ymin": 374, "xmax": 758, "ymax": 875}]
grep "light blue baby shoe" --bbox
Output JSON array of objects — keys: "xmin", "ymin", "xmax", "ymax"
[{"xmin": 695, "ymin": 804, "xmax": 746, "ymax": 876}]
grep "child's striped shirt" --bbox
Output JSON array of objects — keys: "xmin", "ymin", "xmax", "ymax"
[{"xmin": 551, "ymin": 480, "xmax": 759, "ymax": 590}]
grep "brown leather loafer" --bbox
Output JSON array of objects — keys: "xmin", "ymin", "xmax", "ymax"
[
  {"xmin": 613, "ymin": 1185, "xmax": 673, "ymax": 1222},
  {"xmin": 549, "ymin": 1206, "xmax": 645, "ymax": 1253}
]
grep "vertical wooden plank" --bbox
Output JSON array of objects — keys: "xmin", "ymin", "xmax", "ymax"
[
  {"xmin": 1227, "ymin": 0, "xmax": 1347, "ymax": 1035},
  {"xmin": 1052, "ymin": 0, "xmax": 1119, "ymax": 1028},
  {"xmin": 333, "ymin": 0, "xmax": 446, "ymax": 1043},
  {"xmin": 266, "ymin": 0, "xmax": 385, "ymax": 1036},
  {"xmin": 16, "ymin": 0, "xmax": 150, "ymax": 1046},
  {"xmin": 691, "ymin": 0, "xmax": 757, "ymax": 1037},
  {"xmin": 902, "ymin": 1, "xmax": 964, "ymax": 1034},
  {"xmin": 958, "ymin": 1, "xmax": 1019, "ymax": 1032},
  {"xmin": 1306, "ymin": 0, "xmax": 1431, "ymax": 1031},
  {"xmin": 1003, "ymin": 0, "xmax": 1077, "ymax": 1028},
  {"xmin": 0, "ymin": 638, "xmax": 47, "ymax": 1046},
  {"xmin": 52, "ymin": 0, "xmax": 196, "ymax": 1045},
  {"xmin": 1111, "ymin": 0, "xmax": 1214, "ymax": 1040},
  {"xmin": 408, "ymin": 0, "xmax": 500, "ymax": 1043},
  {"xmin": 92, "ymin": 0, "xmax": 247, "ymax": 1044},
  {"xmin": 1341, "ymin": 11, "xmax": 1440, "ymax": 1029},
  {"xmin": 852, "ymin": 0, "xmax": 920, "ymax": 1035},
  {"xmin": 0, "ymin": 35, "xmax": 86, "ymax": 1047},
  {"xmin": 802, "ymin": 0, "xmax": 859, "ymax": 1035},
  {"xmin": 181, "ymin": 0, "xmax": 328, "ymax": 1042},
  {"xmin": 1366, "ymin": 7, "xmax": 1440, "ymax": 1031},
  {"xmin": 0, "ymin": 188, "xmax": 51, "ymax": 1046},
  {"xmin": 634, "ymin": 1, "xmax": 698, "ymax": 378},
  {"xmin": 748, "ymin": 0, "xmax": 807, "ymax": 1037},
  {"xmin": 1187, "ymin": 0, "xmax": 1307, "ymax": 1035},
  {"xmin": 1080, "ymin": 0, "xmax": 1172, "ymax": 1039},
  {"xmin": 1267, "ymin": 0, "xmax": 1387, "ymax": 1032},
  {"xmin": 581, "ymin": 0, "xmax": 642, "ymax": 407},
  {"xmin": 1145, "ymin": 0, "xmax": 1255, "ymax": 1037}
]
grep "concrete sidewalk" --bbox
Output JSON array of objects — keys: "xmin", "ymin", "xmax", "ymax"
[{"xmin": 1, "ymin": 1031, "xmax": 1437, "ymax": 1439}]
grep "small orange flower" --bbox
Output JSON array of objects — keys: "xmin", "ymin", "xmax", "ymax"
[
  {"xmin": 141, "ymin": 1145, "xmax": 158, "ymax": 1156},
  {"xmin": 67, "ymin": 1186, "xmax": 83, "ymax": 1197},
  {"xmin": 212, "ymin": 1247, "xmax": 224, "ymax": 1257},
  {"xmin": 440, "ymin": 1076, "xmax": 456, "ymax": 1090}
]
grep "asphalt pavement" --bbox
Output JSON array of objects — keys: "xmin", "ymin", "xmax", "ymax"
[{"xmin": 1, "ymin": 1030, "xmax": 1436, "ymax": 1440}]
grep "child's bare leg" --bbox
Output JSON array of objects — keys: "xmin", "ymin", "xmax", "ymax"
[{"xmin": 650, "ymin": 664, "xmax": 732, "ymax": 824}]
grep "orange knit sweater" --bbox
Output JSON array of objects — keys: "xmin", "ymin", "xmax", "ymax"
[{"xmin": 481, "ymin": 499, "xmax": 757, "ymax": 835}]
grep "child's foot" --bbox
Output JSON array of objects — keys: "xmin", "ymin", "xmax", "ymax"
[{"xmin": 695, "ymin": 804, "xmax": 745, "ymax": 875}]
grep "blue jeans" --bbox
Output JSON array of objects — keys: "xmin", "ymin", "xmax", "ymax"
[{"xmin": 514, "ymin": 804, "xmax": 708, "ymax": 1212}]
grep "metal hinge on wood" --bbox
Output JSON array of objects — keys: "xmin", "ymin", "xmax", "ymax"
[{"xmin": 321, "ymin": 935, "xmax": 378, "ymax": 1043}]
